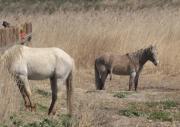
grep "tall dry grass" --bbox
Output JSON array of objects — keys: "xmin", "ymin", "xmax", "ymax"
[
  {"xmin": 0, "ymin": 46, "xmax": 23, "ymax": 122},
  {"xmin": 0, "ymin": 61, "xmax": 20, "ymax": 122},
  {"xmin": 19, "ymin": 9, "xmax": 180, "ymax": 74}
]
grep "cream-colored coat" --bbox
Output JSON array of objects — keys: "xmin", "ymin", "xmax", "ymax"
[
  {"xmin": 1, "ymin": 45, "xmax": 74, "ymax": 115},
  {"xmin": 10, "ymin": 46, "xmax": 74, "ymax": 80}
]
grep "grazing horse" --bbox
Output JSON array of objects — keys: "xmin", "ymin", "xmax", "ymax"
[
  {"xmin": 95, "ymin": 45, "xmax": 159, "ymax": 91},
  {"xmin": 0, "ymin": 45, "xmax": 75, "ymax": 115}
]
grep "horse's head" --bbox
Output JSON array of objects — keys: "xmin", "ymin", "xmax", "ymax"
[{"xmin": 147, "ymin": 45, "xmax": 159, "ymax": 66}]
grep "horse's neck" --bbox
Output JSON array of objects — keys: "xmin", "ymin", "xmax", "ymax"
[
  {"xmin": 0, "ymin": 47, "xmax": 7, "ymax": 56},
  {"xmin": 0, "ymin": 49, "xmax": 7, "ymax": 62},
  {"xmin": 138, "ymin": 50, "xmax": 149, "ymax": 66},
  {"xmin": 0, "ymin": 45, "xmax": 14, "ymax": 55}
]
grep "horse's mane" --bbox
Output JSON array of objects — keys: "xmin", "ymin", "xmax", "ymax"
[
  {"xmin": 128, "ymin": 46, "xmax": 151, "ymax": 63},
  {"xmin": 0, "ymin": 45, "xmax": 23, "ymax": 69},
  {"xmin": 131, "ymin": 46, "xmax": 151, "ymax": 56}
]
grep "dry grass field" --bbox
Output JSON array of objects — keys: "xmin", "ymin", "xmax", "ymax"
[{"xmin": 0, "ymin": 1, "xmax": 180, "ymax": 127}]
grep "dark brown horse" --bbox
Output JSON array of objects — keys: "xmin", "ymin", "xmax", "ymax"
[{"xmin": 95, "ymin": 45, "xmax": 159, "ymax": 91}]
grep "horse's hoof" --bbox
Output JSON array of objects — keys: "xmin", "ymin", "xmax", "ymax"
[
  {"xmin": 25, "ymin": 104, "xmax": 31, "ymax": 111},
  {"xmin": 31, "ymin": 108, "xmax": 36, "ymax": 112},
  {"xmin": 25, "ymin": 107, "xmax": 30, "ymax": 111},
  {"xmin": 52, "ymin": 110, "xmax": 56, "ymax": 115},
  {"xmin": 48, "ymin": 109, "xmax": 56, "ymax": 115},
  {"xmin": 31, "ymin": 104, "xmax": 36, "ymax": 112}
]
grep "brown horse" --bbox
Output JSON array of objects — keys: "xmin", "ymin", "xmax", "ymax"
[{"xmin": 95, "ymin": 45, "xmax": 159, "ymax": 91}]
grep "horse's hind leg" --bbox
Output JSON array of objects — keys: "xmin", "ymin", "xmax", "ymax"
[
  {"xmin": 48, "ymin": 75, "xmax": 58, "ymax": 115},
  {"xmin": 100, "ymin": 70, "xmax": 108, "ymax": 90},
  {"xmin": 19, "ymin": 75, "xmax": 36, "ymax": 112},
  {"xmin": 16, "ymin": 79, "xmax": 30, "ymax": 110},
  {"xmin": 129, "ymin": 72, "xmax": 136, "ymax": 91}
]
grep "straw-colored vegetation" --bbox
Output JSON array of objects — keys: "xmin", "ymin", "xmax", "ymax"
[
  {"xmin": 0, "ymin": 0, "xmax": 180, "ymax": 127},
  {"xmin": 0, "ymin": 52, "xmax": 20, "ymax": 123},
  {"xmin": 30, "ymin": 9, "xmax": 180, "ymax": 75}
]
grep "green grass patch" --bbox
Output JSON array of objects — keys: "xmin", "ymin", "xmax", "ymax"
[
  {"xmin": 174, "ymin": 111, "xmax": 180, "ymax": 121},
  {"xmin": 119, "ymin": 105, "xmax": 145, "ymax": 117},
  {"xmin": 58, "ymin": 114, "xmax": 75, "ymax": 127},
  {"xmin": 0, "ymin": 124, "xmax": 8, "ymax": 127},
  {"xmin": 6, "ymin": 114, "xmax": 77, "ymax": 127},
  {"xmin": 119, "ymin": 100, "xmax": 180, "ymax": 122},
  {"xmin": 146, "ymin": 99, "xmax": 178, "ymax": 109},
  {"xmin": 37, "ymin": 103, "xmax": 48, "ymax": 112},
  {"xmin": 23, "ymin": 118, "xmax": 55, "ymax": 127},
  {"xmin": 148, "ymin": 111, "xmax": 172, "ymax": 122},
  {"xmin": 9, "ymin": 115, "xmax": 24, "ymax": 127},
  {"xmin": 113, "ymin": 91, "xmax": 132, "ymax": 98},
  {"xmin": 36, "ymin": 89, "xmax": 51, "ymax": 97},
  {"xmin": 162, "ymin": 100, "xmax": 178, "ymax": 109},
  {"xmin": 119, "ymin": 109, "xmax": 144, "ymax": 117}
]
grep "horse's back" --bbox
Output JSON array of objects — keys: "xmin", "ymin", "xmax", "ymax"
[
  {"xmin": 96, "ymin": 53, "xmax": 129, "ymax": 66},
  {"xmin": 22, "ymin": 46, "xmax": 73, "ymax": 65},
  {"xmin": 96, "ymin": 53, "xmax": 132, "ymax": 75},
  {"xmin": 13, "ymin": 46, "xmax": 74, "ymax": 80}
]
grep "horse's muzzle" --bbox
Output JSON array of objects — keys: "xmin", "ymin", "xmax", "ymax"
[{"xmin": 154, "ymin": 60, "xmax": 159, "ymax": 66}]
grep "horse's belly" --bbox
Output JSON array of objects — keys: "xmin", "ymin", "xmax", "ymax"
[
  {"xmin": 28, "ymin": 73, "xmax": 51, "ymax": 80},
  {"xmin": 27, "ymin": 68, "xmax": 53, "ymax": 80},
  {"xmin": 112, "ymin": 66, "xmax": 129, "ymax": 75}
]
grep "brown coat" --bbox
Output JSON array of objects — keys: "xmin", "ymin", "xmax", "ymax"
[{"xmin": 95, "ymin": 45, "xmax": 159, "ymax": 91}]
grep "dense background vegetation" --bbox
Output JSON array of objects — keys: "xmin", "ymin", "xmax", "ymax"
[{"xmin": 1, "ymin": 0, "xmax": 180, "ymax": 14}]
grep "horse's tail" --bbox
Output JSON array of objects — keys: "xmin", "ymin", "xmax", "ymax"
[
  {"xmin": 66, "ymin": 70, "xmax": 73, "ymax": 116},
  {"xmin": 95, "ymin": 59, "xmax": 103, "ymax": 90}
]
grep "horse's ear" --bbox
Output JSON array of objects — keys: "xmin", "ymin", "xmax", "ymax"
[
  {"xmin": 154, "ymin": 44, "xmax": 157, "ymax": 48},
  {"xmin": 151, "ymin": 43, "xmax": 157, "ymax": 48},
  {"xmin": 148, "ymin": 44, "xmax": 153, "ymax": 50}
]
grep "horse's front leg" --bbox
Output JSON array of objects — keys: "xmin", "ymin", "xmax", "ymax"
[
  {"xmin": 17, "ymin": 80, "xmax": 30, "ymax": 111},
  {"xmin": 19, "ymin": 75, "xmax": 36, "ymax": 112},
  {"xmin": 109, "ymin": 67, "xmax": 113, "ymax": 81},
  {"xmin": 134, "ymin": 73, "xmax": 139, "ymax": 91},
  {"xmin": 129, "ymin": 72, "xmax": 136, "ymax": 91}
]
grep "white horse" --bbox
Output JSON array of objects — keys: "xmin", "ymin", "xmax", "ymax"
[{"xmin": 0, "ymin": 45, "xmax": 75, "ymax": 115}]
